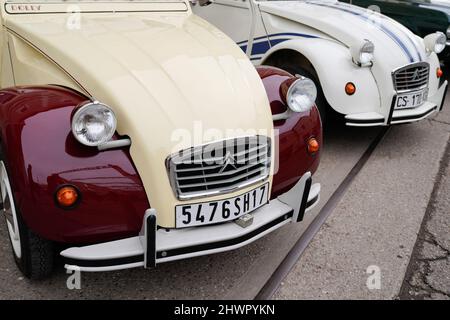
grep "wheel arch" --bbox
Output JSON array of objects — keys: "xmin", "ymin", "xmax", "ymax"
[
  {"xmin": 263, "ymin": 48, "xmax": 319, "ymax": 81},
  {"xmin": 0, "ymin": 85, "xmax": 149, "ymax": 243},
  {"xmin": 259, "ymin": 39, "xmax": 381, "ymax": 115}
]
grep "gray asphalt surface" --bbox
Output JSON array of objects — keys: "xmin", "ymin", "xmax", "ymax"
[
  {"xmin": 399, "ymin": 139, "xmax": 450, "ymax": 300},
  {"xmin": 0, "ymin": 88, "xmax": 448, "ymax": 300},
  {"xmin": 274, "ymin": 90, "xmax": 450, "ymax": 299}
]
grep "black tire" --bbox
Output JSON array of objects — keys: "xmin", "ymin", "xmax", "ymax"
[
  {"xmin": 0, "ymin": 150, "xmax": 54, "ymax": 280},
  {"xmin": 14, "ymin": 212, "xmax": 55, "ymax": 280}
]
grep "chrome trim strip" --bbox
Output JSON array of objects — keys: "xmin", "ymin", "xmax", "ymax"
[{"xmin": 98, "ymin": 138, "xmax": 131, "ymax": 151}]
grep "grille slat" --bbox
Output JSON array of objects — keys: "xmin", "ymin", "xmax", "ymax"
[
  {"xmin": 166, "ymin": 136, "xmax": 271, "ymax": 200},
  {"xmin": 176, "ymin": 166, "xmax": 268, "ymax": 189},
  {"xmin": 393, "ymin": 62, "xmax": 430, "ymax": 92},
  {"xmin": 176, "ymin": 157, "xmax": 268, "ymax": 181},
  {"xmin": 395, "ymin": 79, "xmax": 429, "ymax": 85}
]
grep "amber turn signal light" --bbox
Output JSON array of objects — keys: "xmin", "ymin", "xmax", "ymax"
[
  {"xmin": 345, "ymin": 82, "xmax": 356, "ymax": 95},
  {"xmin": 307, "ymin": 137, "xmax": 320, "ymax": 154},
  {"xmin": 56, "ymin": 186, "xmax": 80, "ymax": 208},
  {"xmin": 437, "ymin": 68, "xmax": 443, "ymax": 78}
]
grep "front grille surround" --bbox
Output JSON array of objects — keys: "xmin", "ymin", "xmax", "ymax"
[
  {"xmin": 166, "ymin": 136, "xmax": 271, "ymax": 200},
  {"xmin": 392, "ymin": 62, "xmax": 430, "ymax": 93}
]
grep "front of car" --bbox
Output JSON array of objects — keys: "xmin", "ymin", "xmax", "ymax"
[
  {"xmin": 0, "ymin": 0, "xmax": 321, "ymax": 275},
  {"xmin": 257, "ymin": 0, "xmax": 448, "ymax": 126}
]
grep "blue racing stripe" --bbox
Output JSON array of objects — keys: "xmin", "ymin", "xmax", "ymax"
[
  {"xmin": 307, "ymin": 1, "xmax": 417, "ymax": 62},
  {"xmin": 239, "ymin": 32, "xmax": 319, "ymax": 57},
  {"xmin": 337, "ymin": 2, "xmax": 423, "ymax": 61}
]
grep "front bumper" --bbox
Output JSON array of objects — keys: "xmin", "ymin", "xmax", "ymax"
[
  {"xmin": 61, "ymin": 173, "xmax": 320, "ymax": 272},
  {"xmin": 345, "ymin": 81, "xmax": 448, "ymax": 127}
]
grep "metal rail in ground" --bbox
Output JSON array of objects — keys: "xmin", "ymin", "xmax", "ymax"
[{"xmin": 255, "ymin": 127, "xmax": 390, "ymax": 300}]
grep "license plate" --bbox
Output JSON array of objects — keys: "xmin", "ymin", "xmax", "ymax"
[
  {"xmin": 175, "ymin": 183, "xmax": 269, "ymax": 228},
  {"xmin": 395, "ymin": 89, "xmax": 428, "ymax": 110}
]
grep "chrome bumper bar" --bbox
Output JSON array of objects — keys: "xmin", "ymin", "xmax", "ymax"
[
  {"xmin": 345, "ymin": 81, "xmax": 448, "ymax": 127},
  {"xmin": 61, "ymin": 173, "xmax": 320, "ymax": 272}
]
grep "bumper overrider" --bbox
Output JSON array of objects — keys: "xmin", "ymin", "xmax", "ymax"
[
  {"xmin": 345, "ymin": 81, "xmax": 448, "ymax": 127},
  {"xmin": 61, "ymin": 173, "xmax": 320, "ymax": 272}
]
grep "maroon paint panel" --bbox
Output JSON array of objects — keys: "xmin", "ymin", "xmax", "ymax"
[
  {"xmin": 256, "ymin": 66, "xmax": 322, "ymax": 199},
  {"xmin": 0, "ymin": 74, "xmax": 321, "ymax": 244},
  {"xmin": 0, "ymin": 86, "xmax": 149, "ymax": 243}
]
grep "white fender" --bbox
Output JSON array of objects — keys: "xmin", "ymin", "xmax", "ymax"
[{"xmin": 260, "ymin": 38, "xmax": 382, "ymax": 116}]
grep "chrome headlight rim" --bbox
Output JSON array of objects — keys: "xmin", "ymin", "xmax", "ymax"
[
  {"xmin": 425, "ymin": 31, "xmax": 447, "ymax": 55},
  {"xmin": 71, "ymin": 101, "xmax": 117, "ymax": 147},
  {"xmin": 286, "ymin": 77, "xmax": 317, "ymax": 113},
  {"xmin": 435, "ymin": 31, "xmax": 447, "ymax": 53},
  {"xmin": 351, "ymin": 39, "xmax": 375, "ymax": 67}
]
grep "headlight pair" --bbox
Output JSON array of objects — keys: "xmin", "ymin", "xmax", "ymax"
[
  {"xmin": 72, "ymin": 79, "xmax": 317, "ymax": 146},
  {"xmin": 72, "ymin": 101, "xmax": 117, "ymax": 147}
]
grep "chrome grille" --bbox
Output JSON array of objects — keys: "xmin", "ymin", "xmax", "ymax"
[
  {"xmin": 393, "ymin": 62, "xmax": 430, "ymax": 92},
  {"xmin": 166, "ymin": 136, "xmax": 271, "ymax": 200}
]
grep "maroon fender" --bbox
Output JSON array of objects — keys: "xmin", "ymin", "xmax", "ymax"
[
  {"xmin": 256, "ymin": 66, "xmax": 322, "ymax": 199},
  {"xmin": 0, "ymin": 75, "xmax": 320, "ymax": 245},
  {"xmin": 0, "ymin": 86, "xmax": 149, "ymax": 244}
]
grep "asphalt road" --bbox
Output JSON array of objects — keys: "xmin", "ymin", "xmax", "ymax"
[
  {"xmin": 274, "ymin": 89, "xmax": 450, "ymax": 299},
  {"xmin": 400, "ymin": 139, "xmax": 450, "ymax": 300},
  {"xmin": 0, "ymin": 88, "xmax": 448, "ymax": 299}
]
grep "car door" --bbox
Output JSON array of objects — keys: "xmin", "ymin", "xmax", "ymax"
[{"xmin": 192, "ymin": 0, "xmax": 270, "ymax": 63}]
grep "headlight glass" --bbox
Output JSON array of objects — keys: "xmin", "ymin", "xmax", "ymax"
[
  {"xmin": 435, "ymin": 32, "xmax": 446, "ymax": 53},
  {"xmin": 72, "ymin": 102, "xmax": 117, "ymax": 147},
  {"xmin": 359, "ymin": 40, "xmax": 375, "ymax": 66},
  {"xmin": 286, "ymin": 78, "xmax": 317, "ymax": 113}
]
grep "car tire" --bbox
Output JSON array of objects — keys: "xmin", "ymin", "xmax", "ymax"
[{"xmin": 0, "ymin": 157, "xmax": 54, "ymax": 280}]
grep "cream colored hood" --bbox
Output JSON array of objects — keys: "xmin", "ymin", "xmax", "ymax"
[{"xmin": 5, "ymin": 10, "xmax": 274, "ymax": 227}]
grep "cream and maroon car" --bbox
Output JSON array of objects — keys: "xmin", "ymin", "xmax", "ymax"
[{"xmin": 0, "ymin": 0, "xmax": 321, "ymax": 278}]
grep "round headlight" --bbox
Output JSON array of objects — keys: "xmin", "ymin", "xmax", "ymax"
[
  {"xmin": 434, "ymin": 32, "xmax": 446, "ymax": 54},
  {"xmin": 424, "ymin": 32, "xmax": 447, "ymax": 54},
  {"xmin": 286, "ymin": 78, "xmax": 317, "ymax": 113},
  {"xmin": 71, "ymin": 101, "xmax": 117, "ymax": 147},
  {"xmin": 359, "ymin": 40, "xmax": 375, "ymax": 65},
  {"xmin": 351, "ymin": 40, "xmax": 375, "ymax": 67}
]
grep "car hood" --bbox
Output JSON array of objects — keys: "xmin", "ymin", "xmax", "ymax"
[
  {"xmin": 5, "ymin": 11, "xmax": 274, "ymax": 227},
  {"xmin": 259, "ymin": 0, "xmax": 427, "ymax": 65}
]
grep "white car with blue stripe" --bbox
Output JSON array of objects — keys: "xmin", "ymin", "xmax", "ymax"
[{"xmin": 192, "ymin": 0, "xmax": 448, "ymax": 126}]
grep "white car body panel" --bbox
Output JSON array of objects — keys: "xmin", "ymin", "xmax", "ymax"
[{"xmin": 193, "ymin": 0, "xmax": 447, "ymax": 125}]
